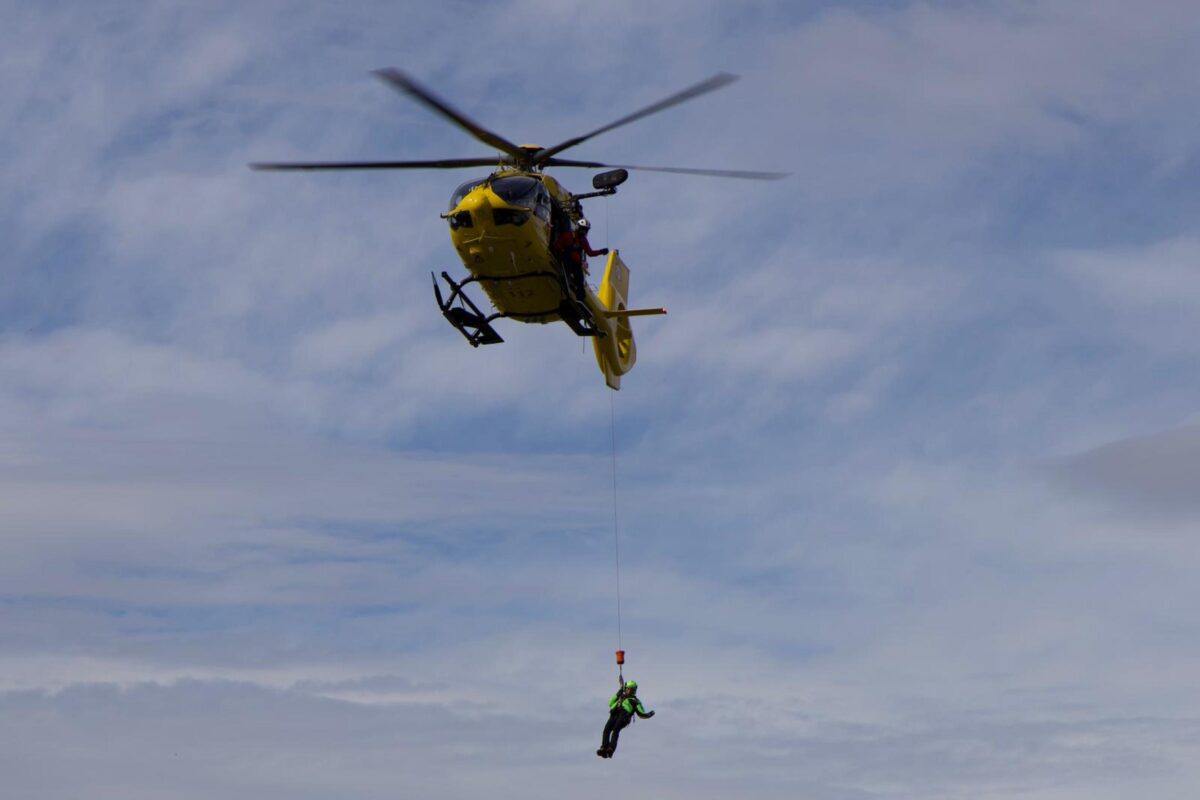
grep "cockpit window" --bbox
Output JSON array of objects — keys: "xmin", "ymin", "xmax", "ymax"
[
  {"xmin": 449, "ymin": 177, "xmax": 487, "ymax": 211},
  {"xmin": 490, "ymin": 175, "xmax": 541, "ymax": 207}
]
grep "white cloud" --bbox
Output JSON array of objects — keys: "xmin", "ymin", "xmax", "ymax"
[
  {"xmin": 1059, "ymin": 237, "xmax": 1200, "ymax": 309},
  {"xmin": 5, "ymin": 1, "xmax": 1200, "ymax": 797},
  {"xmin": 290, "ymin": 312, "xmax": 416, "ymax": 373}
]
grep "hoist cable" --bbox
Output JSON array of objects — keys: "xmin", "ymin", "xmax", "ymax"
[
  {"xmin": 604, "ymin": 193, "xmax": 610, "ymax": 249},
  {"xmin": 610, "ymin": 390, "xmax": 623, "ymax": 655}
]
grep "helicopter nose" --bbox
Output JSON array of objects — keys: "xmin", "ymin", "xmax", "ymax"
[
  {"xmin": 458, "ymin": 190, "xmax": 494, "ymax": 228},
  {"xmin": 450, "ymin": 190, "xmax": 492, "ymax": 254},
  {"xmin": 448, "ymin": 189, "xmax": 491, "ymax": 235},
  {"xmin": 461, "ymin": 189, "xmax": 491, "ymax": 214}
]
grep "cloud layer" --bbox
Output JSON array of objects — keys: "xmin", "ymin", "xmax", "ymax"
[{"xmin": 4, "ymin": 1, "xmax": 1200, "ymax": 798}]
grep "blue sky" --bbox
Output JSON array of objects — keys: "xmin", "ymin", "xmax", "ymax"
[{"xmin": 4, "ymin": 1, "xmax": 1200, "ymax": 797}]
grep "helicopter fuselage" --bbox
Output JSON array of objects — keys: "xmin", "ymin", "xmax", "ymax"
[
  {"xmin": 439, "ymin": 167, "xmax": 652, "ymax": 388},
  {"xmin": 445, "ymin": 169, "xmax": 606, "ymax": 323}
]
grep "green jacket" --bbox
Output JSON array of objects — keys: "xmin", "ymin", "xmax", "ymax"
[{"xmin": 608, "ymin": 690, "xmax": 652, "ymax": 718}]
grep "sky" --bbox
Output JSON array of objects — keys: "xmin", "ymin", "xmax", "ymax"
[{"xmin": 3, "ymin": 1, "xmax": 1200, "ymax": 797}]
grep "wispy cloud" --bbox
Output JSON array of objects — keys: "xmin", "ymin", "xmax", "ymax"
[{"xmin": 4, "ymin": 1, "xmax": 1200, "ymax": 797}]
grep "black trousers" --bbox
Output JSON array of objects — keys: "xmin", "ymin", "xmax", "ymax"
[
  {"xmin": 602, "ymin": 709, "xmax": 632, "ymax": 752},
  {"xmin": 566, "ymin": 261, "xmax": 586, "ymax": 300}
]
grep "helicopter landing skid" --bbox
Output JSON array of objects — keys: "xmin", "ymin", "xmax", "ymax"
[
  {"xmin": 432, "ymin": 271, "xmax": 505, "ymax": 346},
  {"xmin": 432, "ymin": 270, "xmax": 603, "ymax": 346}
]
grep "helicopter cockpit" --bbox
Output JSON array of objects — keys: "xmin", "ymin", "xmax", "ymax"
[
  {"xmin": 449, "ymin": 177, "xmax": 487, "ymax": 211},
  {"xmin": 450, "ymin": 175, "xmax": 550, "ymax": 214},
  {"xmin": 491, "ymin": 175, "xmax": 551, "ymax": 223},
  {"xmin": 489, "ymin": 175, "xmax": 538, "ymax": 204}
]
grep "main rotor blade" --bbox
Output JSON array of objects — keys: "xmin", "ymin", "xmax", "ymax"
[
  {"xmin": 544, "ymin": 157, "xmax": 788, "ymax": 181},
  {"xmin": 533, "ymin": 73, "xmax": 740, "ymax": 163},
  {"xmin": 372, "ymin": 68, "xmax": 528, "ymax": 163},
  {"xmin": 250, "ymin": 157, "xmax": 505, "ymax": 171}
]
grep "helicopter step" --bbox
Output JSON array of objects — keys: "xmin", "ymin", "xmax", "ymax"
[{"xmin": 557, "ymin": 297, "xmax": 604, "ymax": 338}]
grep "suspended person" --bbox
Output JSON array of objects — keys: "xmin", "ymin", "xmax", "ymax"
[
  {"xmin": 574, "ymin": 217, "xmax": 608, "ymax": 261},
  {"xmin": 553, "ymin": 217, "xmax": 608, "ymax": 302},
  {"xmin": 597, "ymin": 678, "xmax": 654, "ymax": 758}
]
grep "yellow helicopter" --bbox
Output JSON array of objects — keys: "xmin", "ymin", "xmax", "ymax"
[{"xmin": 253, "ymin": 69, "xmax": 784, "ymax": 389}]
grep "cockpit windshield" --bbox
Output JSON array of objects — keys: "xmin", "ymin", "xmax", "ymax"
[
  {"xmin": 490, "ymin": 175, "xmax": 541, "ymax": 207},
  {"xmin": 449, "ymin": 177, "xmax": 487, "ymax": 211}
]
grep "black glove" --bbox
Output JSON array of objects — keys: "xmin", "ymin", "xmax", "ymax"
[{"xmin": 645, "ymin": 710, "xmax": 655, "ymax": 718}]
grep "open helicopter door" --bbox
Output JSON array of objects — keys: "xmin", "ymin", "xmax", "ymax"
[{"xmin": 592, "ymin": 251, "xmax": 666, "ymax": 390}]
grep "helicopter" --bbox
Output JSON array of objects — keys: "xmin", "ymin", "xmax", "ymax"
[{"xmin": 253, "ymin": 69, "xmax": 784, "ymax": 389}]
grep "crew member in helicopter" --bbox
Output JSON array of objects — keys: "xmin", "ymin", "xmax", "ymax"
[
  {"xmin": 553, "ymin": 217, "xmax": 608, "ymax": 302},
  {"xmin": 597, "ymin": 678, "xmax": 654, "ymax": 758}
]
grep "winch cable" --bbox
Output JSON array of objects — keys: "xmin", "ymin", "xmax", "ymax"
[
  {"xmin": 610, "ymin": 390, "xmax": 624, "ymax": 682},
  {"xmin": 604, "ymin": 193, "xmax": 610, "ymax": 250},
  {"xmin": 600, "ymin": 196, "xmax": 627, "ymax": 682}
]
